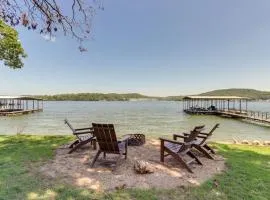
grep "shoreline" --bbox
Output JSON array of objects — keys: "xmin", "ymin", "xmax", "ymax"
[{"xmin": 1, "ymin": 134, "xmax": 269, "ymax": 146}]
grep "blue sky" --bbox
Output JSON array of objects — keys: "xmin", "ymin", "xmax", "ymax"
[{"xmin": 1, "ymin": 0, "xmax": 270, "ymax": 96}]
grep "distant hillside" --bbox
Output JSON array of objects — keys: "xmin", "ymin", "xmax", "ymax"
[
  {"xmin": 200, "ymin": 89, "xmax": 270, "ymax": 100},
  {"xmin": 34, "ymin": 89, "xmax": 270, "ymax": 101},
  {"xmin": 159, "ymin": 96, "xmax": 184, "ymax": 101},
  {"xmin": 35, "ymin": 93, "xmax": 150, "ymax": 101}
]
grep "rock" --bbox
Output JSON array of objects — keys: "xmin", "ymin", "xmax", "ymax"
[
  {"xmin": 232, "ymin": 138, "xmax": 239, "ymax": 144},
  {"xmin": 187, "ymin": 179, "xmax": 200, "ymax": 186},
  {"xmin": 115, "ymin": 184, "xmax": 127, "ymax": 190},
  {"xmin": 252, "ymin": 140, "xmax": 261, "ymax": 145},
  {"xmin": 213, "ymin": 179, "xmax": 219, "ymax": 188},
  {"xmin": 134, "ymin": 160, "xmax": 154, "ymax": 174},
  {"xmin": 241, "ymin": 140, "xmax": 249, "ymax": 145},
  {"xmin": 263, "ymin": 141, "xmax": 270, "ymax": 146}
]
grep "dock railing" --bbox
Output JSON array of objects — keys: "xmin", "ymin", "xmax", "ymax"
[{"xmin": 248, "ymin": 111, "xmax": 270, "ymax": 121}]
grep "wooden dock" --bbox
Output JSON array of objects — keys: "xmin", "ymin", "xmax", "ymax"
[
  {"xmin": 0, "ymin": 96, "xmax": 43, "ymax": 117},
  {"xmin": 182, "ymin": 96, "xmax": 270, "ymax": 125},
  {"xmin": 184, "ymin": 109, "xmax": 270, "ymax": 125},
  {"xmin": 0, "ymin": 109, "xmax": 43, "ymax": 116},
  {"xmin": 217, "ymin": 110, "xmax": 270, "ymax": 124}
]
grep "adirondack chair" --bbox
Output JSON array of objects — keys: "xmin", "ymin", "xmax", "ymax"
[
  {"xmin": 64, "ymin": 119, "xmax": 96, "ymax": 154},
  {"xmin": 90, "ymin": 123, "xmax": 129, "ymax": 168},
  {"xmin": 160, "ymin": 130, "xmax": 203, "ymax": 173},
  {"xmin": 173, "ymin": 124, "xmax": 220, "ymax": 159},
  {"xmin": 173, "ymin": 125, "xmax": 205, "ymax": 142}
]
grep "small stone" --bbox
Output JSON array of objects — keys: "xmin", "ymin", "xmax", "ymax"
[
  {"xmin": 213, "ymin": 179, "xmax": 219, "ymax": 188},
  {"xmin": 115, "ymin": 184, "xmax": 127, "ymax": 190},
  {"xmin": 134, "ymin": 160, "xmax": 154, "ymax": 174},
  {"xmin": 241, "ymin": 140, "xmax": 249, "ymax": 144},
  {"xmin": 232, "ymin": 138, "xmax": 239, "ymax": 144},
  {"xmin": 252, "ymin": 140, "xmax": 261, "ymax": 145},
  {"xmin": 187, "ymin": 179, "xmax": 200, "ymax": 186},
  {"xmin": 179, "ymin": 185, "xmax": 186, "ymax": 189}
]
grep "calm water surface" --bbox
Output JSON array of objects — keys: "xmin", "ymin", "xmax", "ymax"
[{"xmin": 0, "ymin": 101, "xmax": 269, "ymax": 142}]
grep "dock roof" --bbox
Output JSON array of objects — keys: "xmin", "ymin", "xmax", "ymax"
[
  {"xmin": 183, "ymin": 96, "xmax": 250, "ymax": 100},
  {"xmin": 0, "ymin": 96, "xmax": 42, "ymax": 100}
]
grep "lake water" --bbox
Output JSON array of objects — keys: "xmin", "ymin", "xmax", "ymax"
[{"xmin": 0, "ymin": 101, "xmax": 269, "ymax": 142}]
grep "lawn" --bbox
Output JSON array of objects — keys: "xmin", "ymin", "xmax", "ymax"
[{"xmin": 0, "ymin": 135, "xmax": 269, "ymax": 200}]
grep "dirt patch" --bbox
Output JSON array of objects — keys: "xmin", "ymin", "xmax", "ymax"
[{"xmin": 39, "ymin": 139, "xmax": 225, "ymax": 191}]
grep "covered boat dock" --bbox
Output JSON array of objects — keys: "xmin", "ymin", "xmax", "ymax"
[
  {"xmin": 183, "ymin": 96, "xmax": 249, "ymax": 114},
  {"xmin": 183, "ymin": 96, "xmax": 270, "ymax": 124},
  {"xmin": 0, "ymin": 96, "xmax": 43, "ymax": 116}
]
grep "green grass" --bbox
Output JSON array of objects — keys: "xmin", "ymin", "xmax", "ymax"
[{"xmin": 0, "ymin": 135, "xmax": 269, "ymax": 200}]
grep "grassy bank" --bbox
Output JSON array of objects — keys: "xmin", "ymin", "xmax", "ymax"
[{"xmin": 0, "ymin": 135, "xmax": 269, "ymax": 200}]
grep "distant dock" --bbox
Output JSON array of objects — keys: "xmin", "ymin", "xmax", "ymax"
[
  {"xmin": 183, "ymin": 96, "xmax": 270, "ymax": 125},
  {"xmin": 0, "ymin": 96, "xmax": 43, "ymax": 116}
]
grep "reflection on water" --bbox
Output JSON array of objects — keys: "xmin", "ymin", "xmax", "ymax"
[{"xmin": 0, "ymin": 101, "xmax": 269, "ymax": 142}]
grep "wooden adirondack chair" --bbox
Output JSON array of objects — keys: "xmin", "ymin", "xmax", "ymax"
[
  {"xmin": 173, "ymin": 124, "xmax": 220, "ymax": 159},
  {"xmin": 64, "ymin": 119, "xmax": 96, "ymax": 154},
  {"xmin": 90, "ymin": 123, "xmax": 129, "ymax": 168},
  {"xmin": 160, "ymin": 130, "xmax": 203, "ymax": 173},
  {"xmin": 182, "ymin": 125, "xmax": 205, "ymax": 135}
]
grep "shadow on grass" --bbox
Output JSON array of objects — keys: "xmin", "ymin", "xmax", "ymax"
[
  {"xmin": 186, "ymin": 144, "xmax": 270, "ymax": 200},
  {"xmin": 0, "ymin": 136, "xmax": 269, "ymax": 200}
]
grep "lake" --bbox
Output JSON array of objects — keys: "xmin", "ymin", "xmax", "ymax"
[{"xmin": 0, "ymin": 101, "xmax": 269, "ymax": 142}]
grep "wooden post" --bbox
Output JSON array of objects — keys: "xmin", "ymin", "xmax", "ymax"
[
  {"xmin": 239, "ymin": 100, "xmax": 242, "ymax": 113},
  {"xmin": 160, "ymin": 139, "xmax": 164, "ymax": 162},
  {"xmin": 183, "ymin": 100, "xmax": 185, "ymax": 110}
]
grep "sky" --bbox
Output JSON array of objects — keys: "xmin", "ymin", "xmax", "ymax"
[{"xmin": 1, "ymin": 0, "xmax": 270, "ymax": 97}]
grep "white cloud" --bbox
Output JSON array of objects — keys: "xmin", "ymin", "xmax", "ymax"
[{"xmin": 41, "ymin": 34, "xmax": 56, "ymax": 42}]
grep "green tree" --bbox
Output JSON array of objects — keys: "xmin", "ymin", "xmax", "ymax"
[{"xmin": 0, "ymin": 20, "xmax": 26, "ymax": 69}]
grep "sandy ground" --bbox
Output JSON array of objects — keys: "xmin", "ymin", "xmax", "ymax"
[{"xmin": 39, "ymin": 139, "xmax": 225, "ymax": 191}]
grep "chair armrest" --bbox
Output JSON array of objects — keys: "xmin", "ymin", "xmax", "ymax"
[
  {"xmin": 159, "ymin": 137, "xmax": 185, "ymax": 145},
  {"xmin": 182, "ymin": 132, "xmax": 207, "ymax": 139},
  {"xmin": 118, "ymin": 135, "xmax": 130, "ymax": 143},
  {"xmin": 74, "ymin": 127, "xmax": 93, "ymax": 131},
  {"xmin": 74, "ymin": 130, "xmax": 93, "ymax": 135},
  {"xmin": 173, "ymin": 134, "xmax": 188, "ymax": 139},
  {"xmin": 197, "ymin": 135, "xmax": 207, "ymax": 139},
  {"xmin": 199, "ymin": 132, "xmax": 210, "ymax": 136}
]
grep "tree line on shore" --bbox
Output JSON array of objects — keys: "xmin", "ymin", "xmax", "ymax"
[{"xmin": 34, "ymin": 89, "xmax": 270, "ymax": 101}]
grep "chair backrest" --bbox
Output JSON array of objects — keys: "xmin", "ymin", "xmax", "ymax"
[
  {"xmin": 179, "ymin": 130, "xmax": 200, "ymax": 152},
  {"xmin": 192, "ymin": 125, "xmax": 205, "ymax": 132},
  {"xmin": 185, "ymin": 129, "xmax": 201, "ymax": 143},
  {"xmin": 92, "ymin": 123, "xmax": 120, "ymax": 153},
  {"xmin": 199, "ymin": 123, "xmax": 220, "ymax": 145},
  {"xmin": 64, "ymin": 119, "xmax": 75, "ymax": 133},
  {"xmin": 207, "ymin": 123, "xmax": 220, "ymax": 137}
]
